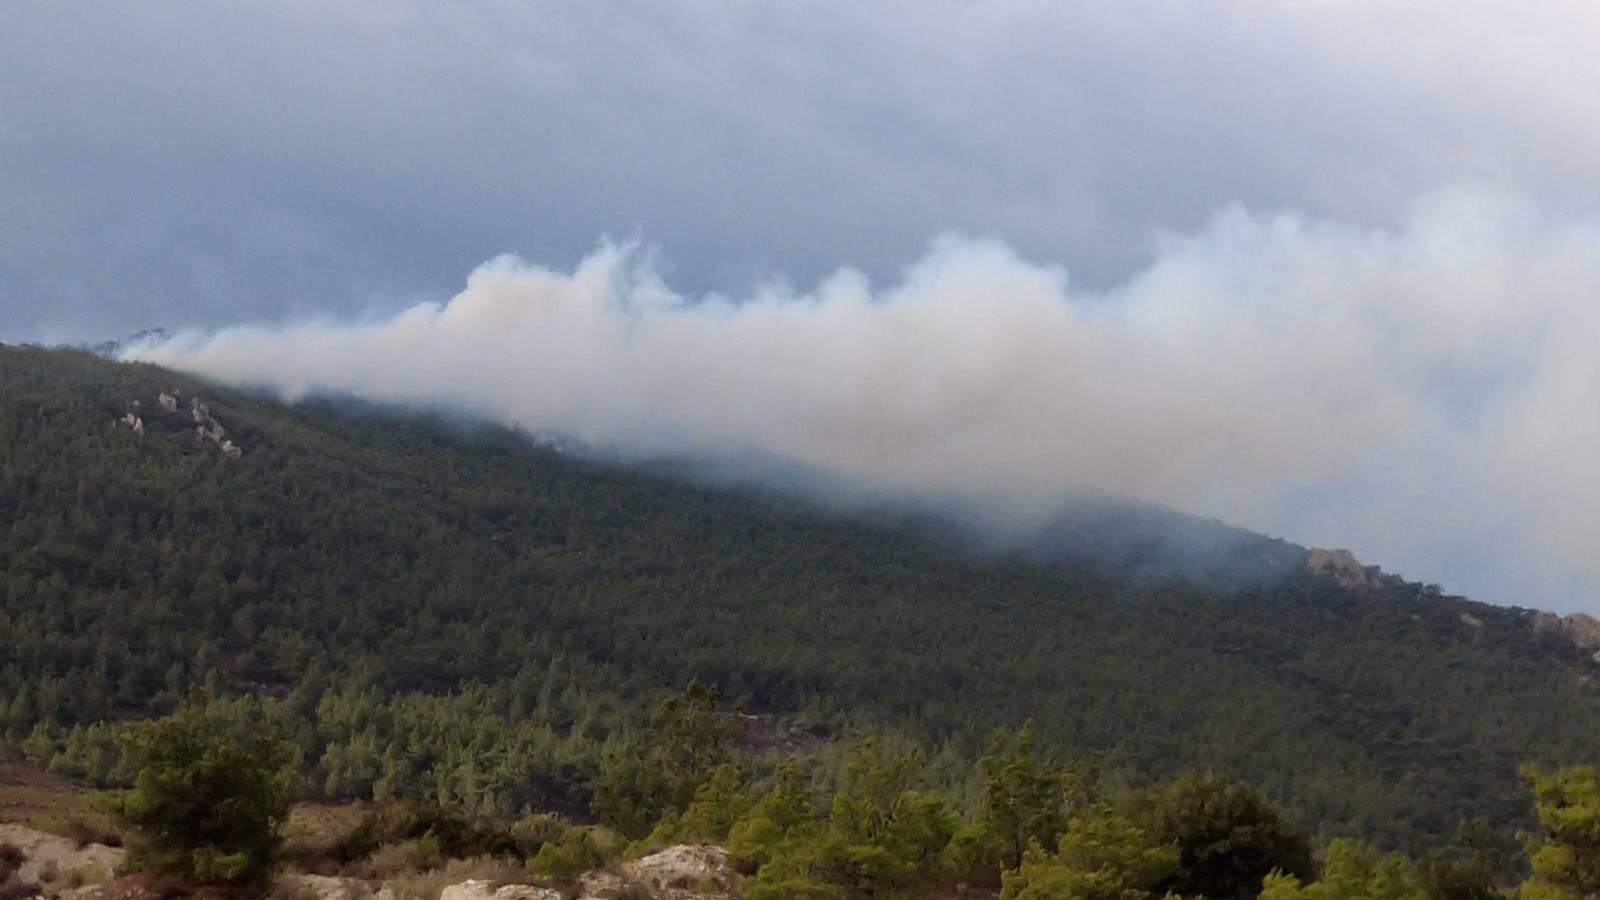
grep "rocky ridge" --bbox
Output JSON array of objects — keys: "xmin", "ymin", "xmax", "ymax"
[
  {"xmin": 111, "ymin": 389, "xmax": 242, "ymax": 459},
  {"xmin": 1304, "ymin": 548, "xmax": 1600, "ymax": 663}
]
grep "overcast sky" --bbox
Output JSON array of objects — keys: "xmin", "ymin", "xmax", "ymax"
[
  {"xmin": 9, "ymin": 2, "xmax": 1600, "ymax": 610},
  {"xmin": 10, "ymin": 1, "xmax": 1600, "ymax": 338}
]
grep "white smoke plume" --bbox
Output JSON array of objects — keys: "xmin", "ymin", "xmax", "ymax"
[{"xmin": 126, "ymin": 190, "xmax": 1600, "ymax": 611}]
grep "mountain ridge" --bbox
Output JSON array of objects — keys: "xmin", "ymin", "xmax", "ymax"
[{"xmin": 2, "ymin": 342, "xmax": 1597, "ymax": 852}]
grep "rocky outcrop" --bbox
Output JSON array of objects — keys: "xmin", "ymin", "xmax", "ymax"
[
  {"xmin": 113, "ymin": 392, "xmax": 241, "ymax": 457},
  {"xmin": 1532, "ymin": 610, "xmax": 1600, "ymax": 651},
  {"xmin": 1305, "ymin": 548, "xmax": 1381, "ymax": 589},
  {"xmin": 437, "ymin": 845, "xmax": 738, "ymax": 900},
  {"xmin": 189, "ymin": 397, "xmax": 242, "ymax": 458},
  {"xmin": 439, "ymin": 881, "xmax": 560, "ymax": 900},
  {"xmin": 623, "ymin": 844, "xmax": 736, "ymax": 897},
  {"xmin": 1564, "ymin": 614, "xmax": 1600, "ymax": 649},
  {"xmin": 280, "ymin": 873, "xmax": 369, "ymax": 900},
  {"xmin": 86, "ymin": 328, "xmax": 171, "ymax": 358},
  {"xmin": 0, "ymin": 823, "xmax": 123, "ymax": 897}
]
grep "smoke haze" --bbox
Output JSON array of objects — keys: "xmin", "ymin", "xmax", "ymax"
[{"xmin": 126, "ymin": 190, "xmax": 1600, "ymax": 612}]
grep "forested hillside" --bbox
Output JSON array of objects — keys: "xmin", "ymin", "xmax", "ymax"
[{"xmin": 2, "ymin": 343, "xmax": 1597, "ymax": 853}]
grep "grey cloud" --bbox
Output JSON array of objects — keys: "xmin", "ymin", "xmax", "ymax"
[
  {"xmin": 9, "ymin": 1, "xmax": 1600, "ymax": 339},
  {"xmin": 11, "ymin": 1, "xmax": 1600, "ymax": 609}
]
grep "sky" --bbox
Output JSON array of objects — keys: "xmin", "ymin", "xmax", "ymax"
[{"xmin": 7, "ymin": 2, "xmax": 1600, "ymax": 610}]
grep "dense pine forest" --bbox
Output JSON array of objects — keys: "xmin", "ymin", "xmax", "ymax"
[{"xmin": 3, "ymin": 342, "xmax": 1599, "ymax": 865}]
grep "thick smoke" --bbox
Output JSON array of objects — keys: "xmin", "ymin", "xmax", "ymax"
[{"xmin": 127, "ymin": 191, "xmax": 1600, "ymax": 611}]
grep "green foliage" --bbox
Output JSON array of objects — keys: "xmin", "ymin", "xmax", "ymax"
[
  {"xmin": 593, "ymin": 682, "xmax": 738, "ymax": 838},
  {"xmin": 1420, "ymin": 819, "xmax": 1507, "ymax": 900},
  {"xmin": 7, "ymin": 345, "xmax": 1600, "ymax": 854},
  {"xmin": 1135, "ymin": 772, "xmax": 1316, "ymax": 900},
  {"xmin": 1517, "ymin": 765, "xmax": 1600, "ymax": 899},
  {"xmin": 743, "ymin": 853, "xmax": 845, "ymax": 900},
  {"xmin": 507, "ymin": 813, "xmax": 569, "ymax": 860},
  {"xmin": 1000, "ymin": 803, "xmax": 1179, "ymax": 900},
  {"xmin": 529, "ymin": 826, "xmax": 621, "ymax": 880},
  {"xmin": 1260, "ymin": 838, "xmax": 1429, "ymax": 900},
  {"xmin": 106, "ymin": 698, "xmax": 297, "ymax": 885},
  {"xmin": 337, "ymin": 797, "xmax": 523, "ymax": 863},
  {"xmin": 643, "ymin": 761, "xmax": 754, "ymax": 849},
  {"xmin": 743, "ymin": 742, "xmax": 960, "ymax": 899},
  {"xmin": 727, "ymin": 759, "xmax": 819, "ymax": 871},
  {"xmin": 949, "ymin": 721, "xmax": 1088, "ymax": 883}
]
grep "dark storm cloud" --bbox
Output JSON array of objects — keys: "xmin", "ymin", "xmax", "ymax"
[{"xmin": 9, "ymin": 1, "xmax": 1600, "ymax": 339}]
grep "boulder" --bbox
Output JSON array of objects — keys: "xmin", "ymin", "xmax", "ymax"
[
  {"xmin": 1530, "ymin": 609, "xmax": 1600, "ymax": 652},
  {"xmin": 280, "ymin": 873, "xmax": 365, "ymax": 900},
  {"xmin": 0, "ymin": 823, "xmax": 123, "ymax": 894},
  {"xmin": 622, "ymin": 844, "xmax": 737, "ymax": 897},
  {"xmin": 1305, "ymin": 548, "xmax": 1378, "ymax": 589},
  {"xmin": 1564, "ymin": 613, "xmax": 1600, "ymax": 649},
  {"xmin": 439, "ymin": 879, "xmax": 561, "ymax": 900}
]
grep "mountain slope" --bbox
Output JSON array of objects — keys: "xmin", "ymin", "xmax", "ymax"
[{"xmin": 1, "ymin": 343, "xmax": 1595, "ymax": 850}]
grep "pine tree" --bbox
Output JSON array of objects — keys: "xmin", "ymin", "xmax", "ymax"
[
  {"xmin": 107, "ymin": 697, "xmax": 298, "ymax": 885},
  {"xmin": 1518, "ymin": 765, "xmax": 1600, "ymax": 899}
]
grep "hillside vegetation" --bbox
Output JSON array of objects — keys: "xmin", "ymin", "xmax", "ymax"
[{"xmin": 2, "ymin": 343, "xmax": 1598, "ymax": 855}]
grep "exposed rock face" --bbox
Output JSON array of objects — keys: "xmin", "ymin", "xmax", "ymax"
[
  {"xmin": 439, "ymin": 880, "xmax": 561, "ymax": 900},
  {"xmin": 1564, "ymin": 614, "xmax": 1600, "ymax": 649},
  {"xmin": 438, "ymin": 845, "xmax": 737, "ymax": 900},
  {"xmin": 280, "ymin": 873, "xmax": 366, "ymax": 900},
  {"xmin": 0, "ymin": 823, "xmax": 123, "ymax": 896},
  {"xmin": 623, "ymin": 844, "xmax": 736, "ymax": 896},
  {"xmin": 1305, "ymin": 548, "xmax": 1380, "ymax": 589},
  {"xmin": 183, "ymin": 396, "xmax": 242, "ymax": 458},
  {"xmin": 1532, "ymin": 610, "xmax": 1600, "ymax": 650},
  {"xmin": 87, "ymin": 328, "xmax": 171, "ymax": 358},
  {"xmin": 115, "ymin": 392, "xmax": 241, "ymax": 456}
]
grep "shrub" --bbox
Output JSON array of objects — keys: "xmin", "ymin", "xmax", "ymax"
[
  {"xmin": 354, "ymin": 834, "xmax": 445, "ymax": 880},
  {"xmin": 0, "ymin": 843, "xmax": 22, "ymax": 881},
  {"xmin": 509, "ymin": 813, "xmax": 568, "ymax": 859},
  {"xmin": 1134, "ymin": 772, "xmax": 1315, "ymax": 900},
  {"xmin": 1259, "ymin": 839, "xmax": 1428, "ymax": 900},
  {"xmin": 64, "ymin": 816, "xmax": 123, "ymax": 848},
  {"xmin": 378, "ymin": 855, "xmax": 530, "ymax": 900},
  {"xmin": 1000, "ymin": 804, "xmax": 1177, "ymax": 900},
  {"xmin": 337, "ymin": 798, "xmax": 519, "ymax": 863},
  {"xmin": 106, "ymin": 699, "xmax": 298, "ymax": 885},
  {"xmin": 531, "ymin": 827, "xmax": 618, "ymax": 880}
]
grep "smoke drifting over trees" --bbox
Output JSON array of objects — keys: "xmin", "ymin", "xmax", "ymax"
[{"xmin": 128, "ymin": 190, "xmax": 1600, "ymax": 611}]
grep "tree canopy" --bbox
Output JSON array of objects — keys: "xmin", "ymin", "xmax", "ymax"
[
  {"xmin": 4, "ymin": 343, "xmax": 1600, "ymax": 857},
  {"xmin": 106, "ymin": 695, "xmax": 297, "ymax": 884}
]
